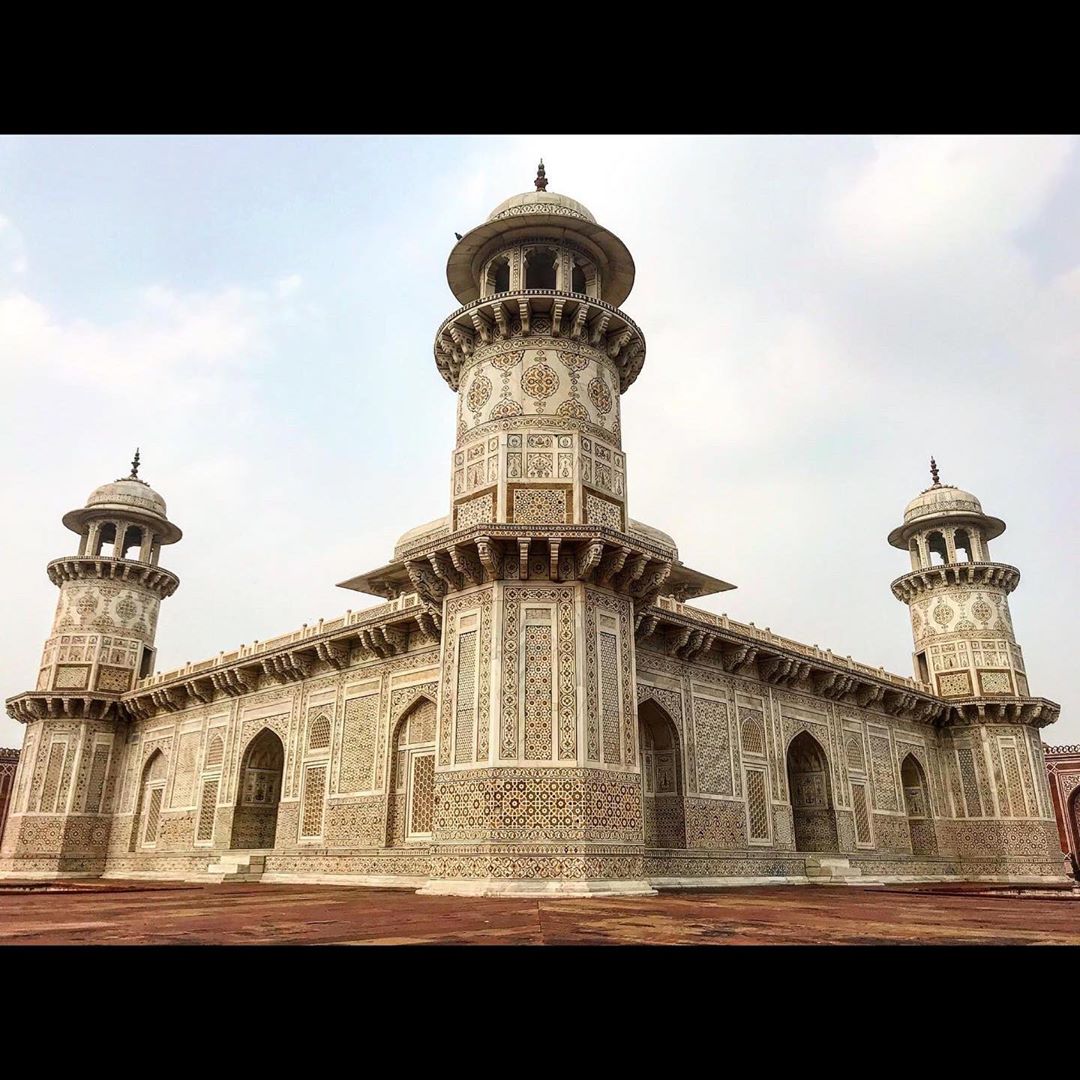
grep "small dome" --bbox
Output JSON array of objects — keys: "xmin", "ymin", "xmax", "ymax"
[
  {"xmin": 486, "ymin": 190, "xmax": 597, "ymax": 224},
  {"xmin": 86, "ymin": 478, "xmax": 169, "ymax": 518},
  {"xmin": 394, "ymin": 514, "xmax": 451, "ymax": 556},
  {"xmin": 902, "ymin": 484, "xmax": 983, "ymax": 525},
  {"xmin": 629, "ymin": 518, "xmax": 678, "ymax": 554}
]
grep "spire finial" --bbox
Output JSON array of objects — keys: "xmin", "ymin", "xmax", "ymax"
[
  {"xmin": 130, "ymin": 447, "xmax": 141, "ymax": 480},
  {"xmin": 534, "ymin": 159, "xmax": 548, "ymax": 192},
  {"xmin": 930, "ymin": 456, "xmax": 940, "ymax": 486}
]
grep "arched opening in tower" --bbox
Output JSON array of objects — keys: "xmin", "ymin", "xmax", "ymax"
[
  {"xmin": 121, "ymin": 524, "xmax": 144, "ymax": 561},
  {"xmin": 524, "ymin": 247, "xmax": 557, "ymax": 290},
  {"xmin": 785, "ymin": 731, "xmax": 838, "ymax": 853},
  {"xmin": 926, "ymin": 531, "xmax": 948, "ymax": 566},
  {"xmin": 953, "ymin": 529, "xmax": 974, "ymax": 563},
  {"xmin": 487, "ymin": 255, "xmax": 510, "ymax": 295},
  {"xmin": 94, "ymin": 522, "xmax": 117, "ymax": 557}
]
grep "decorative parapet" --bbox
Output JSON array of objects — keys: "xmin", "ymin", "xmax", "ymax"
[
  {"xmin": 1042, "ymin": 744, "xmax": 1080, "ymax": 756},
  {"xmin": 434, "ymin": 290, "xmax": 645, "ymax": 393},
  {"xmin": 645, "ymin": 596, "xmax": 1059, "ymax": 729},
  {"xmin": 654, "ymin": 596, "xmax": 923, "ymax": 691}
]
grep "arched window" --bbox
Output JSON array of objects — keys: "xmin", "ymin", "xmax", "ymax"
[
  {"xmin": 386, "ymin": 698, "xmax": 436, "ymax": 846},
  {"xmin": 205, "ymin": 733, "xmax": 225, "ymax": 768},
  {"xmin": 94, "ymin": 522, "xmax": 117, "ymax": 557},
  {"xmin": 926, "ymin": 531, "xmax": 948, "ymax": 566},
  {"xmin": 954, "ymin": 529, "xmax": 973, "ymax": 563},
  {"xmin": 572, "ymin": 261, "xmax": 587, "ymax": 294},
  {"xmin": 486, "ymin": 255, "xmax": 510, "ymax": 295},
  {"xmin": 131, "ymin": 749, "xmax": 167, "ymax": 851},
  {"xmin": 121, "ymin": 525, "xmax": 143, "ymax": 560},
  {"xmin": 308, "ymin": 714, "xmax": 331, "ymax": 751},
  {"xmin": 524, "ymin": 247, "xmax": 557, "ymax": 290}
]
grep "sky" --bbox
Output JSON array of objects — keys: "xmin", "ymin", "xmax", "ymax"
[{"xmin": 0, "ymin": 134, "xmax": 1076, "ymax": 749}]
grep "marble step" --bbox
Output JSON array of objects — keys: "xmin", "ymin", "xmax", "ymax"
[{"xmin": 804, "ymin": 856, "xmax": 862, "ymax": 881}]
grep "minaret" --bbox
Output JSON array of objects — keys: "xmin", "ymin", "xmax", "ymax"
[
  {"xmin": 347, "ymin": 165, "xmax": 731, "ymax": 895},
  {"xmin": 888, "ymin": 459, "xmax": 1027, "ymax": 700},
  {"xmin": 888, "ymin": 461, "xmax": 1061, "ymax": 859},
  {"xmin": 1, "ymin": 453, "xmax": 181, "ymax": 875}
]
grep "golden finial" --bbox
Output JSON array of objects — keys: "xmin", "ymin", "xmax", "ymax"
[
  {"xmin": 130, "ymin": 447, "xmax": 141, "ymax": 480},
  {"xmin": 534, "ymin": 159, "xmax": 548, "ymax": 192},
  {"xmin": 930, "ymin": 456, "xmax": 940, "ymax": 486}
]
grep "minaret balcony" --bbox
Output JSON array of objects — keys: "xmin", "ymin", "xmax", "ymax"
[
  {"xmin": 890, "ymin": 561, "xmax": 1020, "ymax": 602},
  {"xmin": 46, "ymin": 556, "xmax": 180, "ymax": 598},
  {"xmin": 434, "ymin": 290, "xmax": 646, "ymax": 393}
]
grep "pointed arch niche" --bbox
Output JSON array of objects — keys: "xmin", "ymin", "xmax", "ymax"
[
  {"xmin": 386, "ymin": 697, "xmax": 437, "ymax": 846},
  {"xmin": 786, "ymin": 731, "xmax": 839, "ymax": 853},
  {"xmin": 638, "ymin": 697, "xmax": 687, "ymax": 849},
  {"xmin": 230, "ymin": 728, "xmax": 284, "ymax": 850}
]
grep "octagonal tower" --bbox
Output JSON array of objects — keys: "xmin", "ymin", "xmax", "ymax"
[
  {"xmin": 889, "ymin": 459, "xmax": 1026, "ymax": 701},
  {"xmin": 346, "ymin": 165, "xmax": 732, "ymax": 895},
  {"xmin": 1, "ymin": 452, "xmax": 182, "ymax": 875}
]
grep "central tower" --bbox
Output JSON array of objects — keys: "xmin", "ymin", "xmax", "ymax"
[
  {"xmin": 346, "ymin": 165, "xmax": 730, "ymax": 895},
  {"xmin": 438, "ymin": 161, "xmax": 642, "ymax": 535}
]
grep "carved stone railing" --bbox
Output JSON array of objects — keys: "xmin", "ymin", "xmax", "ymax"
[
  {"xmin": 47, "ymin": 556, "xmax": 179, "ymax": 599},
  {"xmin": 655, "ymin": 596, "xmax": 924, "ymax": 692},
  {"xmin": 134, "ymin": 593, "xmax": 423, "ymax": 689},
  {"xmin": 434, "ymin": 289, "xmax": 646, "ymax": 392},
  {"xmin": 890, "ymin": 561, "xmax": 1020, "ymax": 601}
]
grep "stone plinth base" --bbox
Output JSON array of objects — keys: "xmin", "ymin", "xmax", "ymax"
[{"xmin": 416, "ymin": 878, "xmax": 657, "ymax": 898}]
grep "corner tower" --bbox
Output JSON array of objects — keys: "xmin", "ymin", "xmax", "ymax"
[
  {"xmin": 1, "ymin": 452, "xmax": 181, "ymax": 875},
  {"xmin": 888, "ymin": 459, "xmax": 1027, "ymax": 701}
]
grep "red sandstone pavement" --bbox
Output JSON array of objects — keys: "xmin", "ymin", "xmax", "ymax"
[{"xmin": 0, "ymin": 881, "xmax": 1078, "ymax": 944}]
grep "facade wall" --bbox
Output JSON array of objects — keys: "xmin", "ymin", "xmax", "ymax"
[{"xmin": 3, "ymin": 628, "xmax": 1060, "ymax": 882}]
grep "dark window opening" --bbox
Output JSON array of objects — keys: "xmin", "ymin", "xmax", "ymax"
[
  {"xmin": 954, "ymin": 529, "xmax": 973, "ymax": 562},
  {"xmin": 121, "ymin": 525, "xmax": 143, "ymax": 560},
  {"xmin": 927, "ymin": 531, "xmax": 948, "ymax": 566},
  {"xmin": 95, "ymin": 523, "xmax": 117, "ymax": 557},
  {"xmin": 525, "ymin": 249, "xmax": 557, "ymax": 290},
  {"xmin": 572, "ymin": 263, "xmax": 587, "ymax": 293}
]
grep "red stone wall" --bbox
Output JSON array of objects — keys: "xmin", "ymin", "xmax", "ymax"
[
  {"xmin": 1044, "ymin": 743, "xmax": 1080, "ymax": 876},
  {"xmin": 0, "ymin": 748, "xmax": 20, "ymax": 847}
]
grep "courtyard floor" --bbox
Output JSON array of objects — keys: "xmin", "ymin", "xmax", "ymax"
[{"xmin": 0, "ymin": 880, "xmax": 1078, "ymax": 944}]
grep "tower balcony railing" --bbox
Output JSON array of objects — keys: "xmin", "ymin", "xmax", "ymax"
[
  {"xmin": 46, "ymin": 555, "xmax": 180, "ymax": 597},
  {"xmin": 890, "ymin": 560, "xmax": 1021, "ymax": 601},
  {"xmin": 434, "ymin": 288, "xmax": 646, "ymax": 393}
]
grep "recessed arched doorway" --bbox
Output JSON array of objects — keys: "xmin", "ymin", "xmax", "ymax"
[
  {"xmin": 901, "ymin": 752, "xmax": 937, "ymax": 856},
  {"xmin": 786, "ymin": 731, "xmax": 838, "ymax": 853},
  {"xmin": 638, "ymin": 698, "xmax": 686, "ymax": 849},
  {"xmin": 386, "ymin": 698, "xmax": 437, "ymax": 846},
  {"xmin": 1068, "ymin": 788, "xmax": 1080, "ymax": 878},
  {"xmin": 231, "ymin": 728, "xmax": 284, "ymax": 850}
]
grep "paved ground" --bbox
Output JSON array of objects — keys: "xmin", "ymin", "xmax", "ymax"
[{"xmin": 0, "ymin": 880, "xmax": 1078, "ymax": 944}]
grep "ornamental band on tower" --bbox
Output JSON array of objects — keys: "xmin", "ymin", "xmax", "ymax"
[{"xmin": 0, "ymin": 167, "xmax": 1065, "ymax": 892}]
